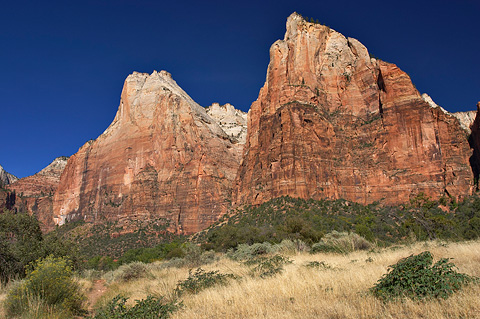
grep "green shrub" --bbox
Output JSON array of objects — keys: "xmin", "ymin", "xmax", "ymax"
[
  {"xmin": 87, "ymin": 255, "xmax": 117, "ymax": 271},
  {"xmin": 5, "ymin": 255, "xmax": 86, "ymax": 317},
  {"xmin": 311, "ymin": 231, "xmax": 372, "ymax": 254},
  {"xmin": 174, "ymin": 268, "xmax": 236, "ymax": 296},
  {"xmin": 248, "ymin": 255, "xmax": 293, "ymax": 278},
  {"xmin": 92, "ymin": 294, "xmax": 180, "ymax": 319},
  {"xmin": 226, "ymin": 242, "xmax": 276, "ymax": 261},
  {"xmin": 304, "ymin": 260, "xmax": 331, "ymax": 270},
  {"xmin": 371, "ymin": 251, "xmax": 478, "ymax": 300},
  {"xmin": 107, "ymin": 262, "xmax": 153, "ymax": 283},
  {"xmin": 159, "ymin": 249, "xmax": 219, "ymax": 269},
  {"xmin": 0, "ymin": 211, "xmax": 43, "ymax": 282}
]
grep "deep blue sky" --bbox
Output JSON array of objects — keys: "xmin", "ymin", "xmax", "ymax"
[{"xmin": 1, "ymin": 0, "xmax": 478, "ymax": 178}]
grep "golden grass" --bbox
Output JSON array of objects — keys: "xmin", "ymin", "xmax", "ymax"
[{"xmin": 96, "ymin": 240, "xmax": 480, "ymax": 319}]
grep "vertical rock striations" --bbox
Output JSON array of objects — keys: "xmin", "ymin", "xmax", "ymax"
[
  {"xmin": 468, "ymin": 102, "xmax": 480, "ymax": 186},
  {"xmin": 53, "ymin": 71, "xmax": 242, "ymax": 234},
  {"xmin": 234, "ymin": 13, "xmax": 474, "ymax": 206},
  {"xmin": 422, "ymin": 93, "xmax": 477, "ymax": 134}
]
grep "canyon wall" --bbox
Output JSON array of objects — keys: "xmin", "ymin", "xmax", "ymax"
[
  {"xmin": 234, "ymin": 13, "xmax": 475, "ymax": 206},
  {"xmin": 53, "ymin": 71, "xmax": 243, "ymax": 234}
]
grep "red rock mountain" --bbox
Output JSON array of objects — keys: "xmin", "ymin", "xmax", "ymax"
[
  {"xmin": 234, "ymin": 13, "xmax": 475, "ymax": 206},
  {"xmin": 0, "ymin": 164, "xmax": 18, "ymax": 187},
  {"xmin": 7, "ymin": 13, "xmax": 477, "ymax": 235},
  {"xmin": 1, "ymin": 157, "xmax": 68, "ymax": 231},
  {"xmin": 8, "ymin": 157, "xmax": 68, "ymax": 197},
  {"xmin": 53, "ymin": 71, "xmax": 243, "ymax": 234}
]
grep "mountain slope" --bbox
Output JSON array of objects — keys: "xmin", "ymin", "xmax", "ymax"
[
  {"xmin": 234, "ymin": 13, "xmax": 474, "ymax": 206},
  {"xmin": 53, "ymin": 71, "xmax": 243, "ymax": 234}
]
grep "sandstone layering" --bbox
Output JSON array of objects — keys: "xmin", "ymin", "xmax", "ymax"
[
  {"xmin": 234, "ymin": 13, "xmax": 475, "ymax": 206},
  {"xmin": 5, "ymin": 13, "xmax": 478, "ymax": 235},
  {"xmin": 0, "ymin": 164, "xmax": 18, "ymax": 188},
  {"xmin": 53, "ymin": 71, "xmax": 243, "ymax": 234},
  {"xmin": 1, "ymin": 157, "xmax": 68, "ymax": 231}
]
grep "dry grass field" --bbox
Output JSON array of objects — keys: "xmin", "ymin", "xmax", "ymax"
[{"xmin": 92, "ymin": 240, "xmax": 480, "ymax": 319}]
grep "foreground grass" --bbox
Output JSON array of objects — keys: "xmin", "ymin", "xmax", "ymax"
[{"xmin": 92, "ymin": 240, "xmax": 480, "ymax": 319}]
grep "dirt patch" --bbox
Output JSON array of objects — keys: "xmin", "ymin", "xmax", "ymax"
[{"xmin": 87, "ymin": 279, "xmax": 107, "ymax": 312}]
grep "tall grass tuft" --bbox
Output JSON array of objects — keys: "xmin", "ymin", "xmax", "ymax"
[{"xmin": 311, "ymin": 231, "xmax": 372, "ymax": 254}]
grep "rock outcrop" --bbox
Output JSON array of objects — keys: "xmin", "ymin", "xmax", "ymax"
[
  {"xmin": 452, "ymin": 111, "xmax": 477, "ymax": 134},
  {"xmin": 8, "ymin": 157, "xmax": 68, "ymax": 197},
  {"xmin": 2, "ymin": 157, "xmax": 69, "ymax": 231},
  {"xmin": 0, "ymin": 165, "xmax": 18, "ymax": 188},
  {"xmin": 206, "ymin": 103, "xmax": 248, "ymax": 144},
  {"xmin": 422, "ymin": 93, "xmax": 477, "ymax": 134},
  {"xmin": 234, "ymin": 13, "xmax": 474, "ymax": 206},
  {"xmin": 468, "ymin": 102, "xmax": 480, "ymax": 184},
  {"xmin": 53, "ymin": 71, "xmax": 243, "ymax": 234}
]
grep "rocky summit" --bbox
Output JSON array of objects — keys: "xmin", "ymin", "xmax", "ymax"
[
  {"xmin": 0, "ymin": 164, "xmax": 17, "ymax": 188},
  {"xmin": 53, "ymin": 71, "xmax": 243, "ymax": 234},
  {"xmin": 234, "ymin": 12, "xmax": 475, "ymax": 207},
  {"xmin": 1, "ymin": 157, "xmax": 68, "ymax": 231},
  {"xmin": 206, "ymin": 103, "xmax": 248, "ymax": 144}
]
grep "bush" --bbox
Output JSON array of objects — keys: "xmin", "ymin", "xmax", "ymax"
[
  {"xmin": 304, "ymin": 261, "xmax": 331, "ymax": 270},
  {"xmin": 92, "ymin": 294, "xmax": 180, "ymax": 319},
  {"xmin": 226, "ymin": 242, "xmax": 276, "ymax": 261},
  {"xmin": 159, "ymin": 249, "xmax": 219, "ymax": 269},
  {"xmin": 174, "ymin": 268, "xmax": 236, "ymax": 296},
  {"xmin": 274, "ymin": 239, "xmax": 310, "ymax": 254},
  {"xmin": 371, "ymin": 251, "xmax": 478, "ymax": 300},
  {"xmin": 311, "ymin": 231, "xmax": 372, "ymax": 254},
  {"xmin": 107, "ymin": 262, "xmax": 153, "ymax": 283},
  {"xmin": 247, "ymin": 255, "xmax": 293, "ymax": 278},
  {"xmin": 0, "ymin": 211, "xmax": 43, "ymax": 282},
  {"xmin": 5, "ymin": 255, "xmax": 86, "ymax": 317}
]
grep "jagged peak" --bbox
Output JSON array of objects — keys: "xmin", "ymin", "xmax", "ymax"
[
  {"xmin": 206, "ymin": 103, "xmax": 247, "ymax": 116},
  {"xmin": 0, "ymin": 164, "xmax": 18, "ymax": 186},
  {"xmin": 100, "ymin": 70, "xmax": 231, "ymax": 142},
  {"xmin": 205, "ymin": 103, "xmax": 248, "ymax": 144},
  {"xmin": 422, "ymin": 93, "xmax": 478, "ymax": 134},
  {"xmin": 37, "ymin": 156, "xmax": 69, "ymax": 176}
]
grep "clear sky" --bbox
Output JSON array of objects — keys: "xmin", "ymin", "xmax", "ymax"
[{"xmin": 1, "ymin": 0, "xmax": 479, "ymax": 178}]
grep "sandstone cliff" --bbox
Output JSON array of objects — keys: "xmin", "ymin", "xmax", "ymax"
[
  {"xmin": 468, "ymin": 102, "xmax": 480, "ymax": 185},
  {"xmin": 206, "ymin": 103, "xmax": 248, "ymax": 144},
  {"xmin": 234, "ymin": 13, "xmax": 474, "ymax": 206},
  {"xmin": 8, "ymin": 156, "xmax": 68, "ymax": 197},
  {"xmin": 53, "ymin": 71, "xmax": 243, "ymax": 234},
  {"xmin": 0, "ymin": 165, "xmax": 18, "ymax": 188},
  {"xmin": 2, "ymin": 157, "xmax": 68, "ymax": 231},
  {"xmin": 453, "ymin": 111, "xmax": 477, "ymax": 134},
  {"xmin": 422, "ymin": 93, "xmax": 477, "ymax": 134}
]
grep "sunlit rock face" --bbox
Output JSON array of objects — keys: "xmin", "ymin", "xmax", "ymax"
[
  {"xmin": 53, "ymin": 71, "xmax": 243, "ymax": 234},
  {"xmin": 0, "ymin": 164, "xmax": 17, "ymax": 187},
  {"xmin": 422, "ymin": 93, "xmax": 477, "ymax": 134},
  {"xmin": 8, "ymin": 157, "xmax": 68, "ymax": 197},
  {"xmin": 1, "ymin": 157, "xmax": 68, "ymax": 231},
  {"xmin": 234, "ymin": 12, "xmax": 474, "ymax": 206},
  {"xmin": 206, "ymin": 103, "xmax": 248, "ymax": 145}
]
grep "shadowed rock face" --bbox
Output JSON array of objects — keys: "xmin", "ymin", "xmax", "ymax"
[
  {"xmin": 234, "ymin": 13, "xmax": 474, "ymax": 206},
  {"xmin": 468, "ymin": 102, "xmax": 480, "ymax": 185},
  {"xmin": 53, "ymin": 71, "xmax": 242, "ymax": 234}
]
